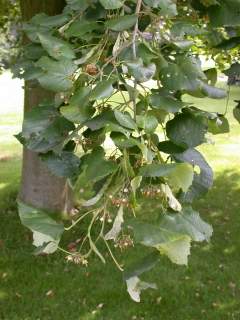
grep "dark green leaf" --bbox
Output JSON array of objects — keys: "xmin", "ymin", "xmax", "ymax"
[
  {"xmin": 128, "ymin": 220, "xmax": 191, "ymax": 265},
  {"xmin": 18, "ymin": 201, "xmax": 64, "ymax": 240},
  {"xmin": 161, "ymin": 207, "xmax": 213, "ymax": 242},
  {"xmin": 171, "ymin": 21, "xmax": 203, "ymax": 37},
  {"xmin": 143, "ymin": 0, "xmax": 177, "ymax": 16},
  {"xmin": 200, "ymin": 82, "xmax": 227, "ymax": 99},
  {"xmin": 160, "ymin": 57, "xmax": 206, "ymax": 91},
  {"xmin": 123, "ymin": 252, "xmax": 159, "ymax": 281},
  {"xmin": 209, "ymin": 0, "xmax": 240, "ymax": 27},
  {"xmin": 126, "ymin": 59, "xmax": 156, "ymax": 83},
  {"xmin": 60, "ymin": 87, "xmax": 94, "ymax": 124},
  {"xmin": 106, "ymin": 15, "xmax": 137, "ymax": 32},
  {"xmin": 111, "ymin": 132, "xmax": 140, "ymax": 149},
  {"xmin": 140, "ymin": 163, "xmax": 193, "ymax": 191},
  {"xmin": 158, "ymin": 141, "xmax": 186, "ymax": 154},
  {"xmin": 174, "ymin": 149, "xmax": 213, "ymax": 202},
  {"xmin": 81, "ymin": 147, "xmax": 118, "ymax": 182},
  {"xmin": 36, "ymin": 56, "xmax": 77, "ymax": 92},
  {"xmin": 150, "ymin": 94, "xmax": 186, "ymax": 113},
  {"xmin": 65, "ymin": 19, "xmax": 102, "ymax": 37},
  {"xmin": 21, "ymin": 105, "xmax": 75, "ymax": 153},
  {"xmin": 90, "ymin": 80, "xmax": 114, "ymax": 100},
  {"xmin": 166, "ymin": 113, "xmax": 207, "ymax": 148},
  {"xmin": 66, "ymin": 0, "xmax": 93, "ymax": 11},
  {"xmin": 100, "ymin": 0, "xmax": 124, "ymax": 9},
  {"xmin": 224, "ymin": 63, "xmax": 240, "ymax": 77},
  {"xmin": 233, "ymin": 102, "xmax": 240, "ymax": 123},
  {"xmin": 38, "ymin": 33, "xmax": 75, "ymax": 60},
  {"xmin": 114, "ymin": 111, "xmax": 137, "ymax": 130},
  {"xmin": 41, "ymin": 152, "xmax": 80, "ymax": 178}
]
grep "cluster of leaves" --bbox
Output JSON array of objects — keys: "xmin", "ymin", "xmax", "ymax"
[
  {"xmin": 17, "ymin": 0, "xmax": 239, "ymax": 301},
  {"xmin": 0, "ymin": 0, "xmax": 21, "ymax": 71}
]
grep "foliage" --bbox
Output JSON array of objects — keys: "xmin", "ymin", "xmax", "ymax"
[
  {"xmin": 0, "ymin": 0, "xmax": 20, "ymax": 71},
  {"xmin": 16, "ymin": 0, "xmax": 240, "ymax": 301}
]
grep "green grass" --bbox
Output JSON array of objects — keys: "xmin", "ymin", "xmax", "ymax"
[{"xmin": 0, "ymin": 74, "xmax": 240, "ymax": 320}]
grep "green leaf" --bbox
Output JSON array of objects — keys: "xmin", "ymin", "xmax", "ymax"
[
  {"xmin": 160, "ymin": 57, "xmax": 206, "ymax": 91},
  {"xmin": 171, "ymin": 21, "xmax": 203, "ymax": 37},
  {"xmin": 60, "ymin": 87, "xmax": 94, "ymax": 124},
  {"xmin": 129, "ymin": 220, "xmax": 191, "ymax": 265},
  {"xmin": 140, "ymin": 162, "xmax": 194, "ymax": 192},
  {"xmin": 200, "ymin": 82, "xmax": 227, "ymax": 99},
  {"xmin": 100, "ymin": 0, "xmax": 124, "ymax": 9},
  {"xmin": 23, "ymin": 13, "xmax": 70, "ymax": 42},
  {"xmin": 123, "ymin": 252, "xmax": 159, "ymax": 281},
  {"xmin": 161, "ymin": 207, "xmax": 213, "ymax": 243},
  {"xmin": 224, "ymin": 63, "xmax": 240, "ymax": 77},
  {"xmin": 144, "ymin": 115, "xmax": 159, "ymax": 134},
  {"xmin": 90, "ymin": 80, "xmax": 114, "ymax": 100},
  {"xmin": 204, "ymin": 68, "xmax": 218, "ymax": 86},
  {"xmin": 82, "ymin": 177, "xmax": 112, "ymax": 207},
  {"xmin": 38, "ymin": 33, "xmax": 75, "ymax": 60},
  {"xmin": 126, "ymin": 59, "xmax": 156, "ymax": 83},
  {"xmin": 81, "ymin": 147, "xmax": 118, "ymax": 182},
  {"xmin": 114, "ymin": 111, "xmax": 137, "ymax": 130},
  {"xmin": 85, "ymin": 110, "xmax": 130, "ymax": 136},
  {"xmin": 21, "ymin": 104, "xmax": 75, "ymax": 153},
  {"xmin": 41, "ymin": 152, "xmax": 80, "ymax": 178},
  {"xmin": 216, "ymin": 36, "xmax": 240, "ymax": 50},
  {"xmin": 36, "ymin": 56, "xmax": 77, "ymax": 92},
  {"xmin": 208, "ymin": 116, "xmax": 230, "ymax": 135},
  {"xmin": 106, "ymin": 15, "xmax": 137, "ymax": 31},
  {"xmin": 167, "ymin": 163, "xmax": 194, "ymax": 192},
  {"xmin": 61, "ymin": 104, "xmax": 94, "ymax": 124},
  {"xmin": 111, "ymin": 132, "xmax": 140, "ymax": 149},
  {"xmin": 143, "ymin": 0, "xmax": 177, "ymax": 16},
  {"xmin": 166, "ymin": 113, "xmax": 207, "ymax": 148},
  {"xmin": 137, "ymin": 42, "xmax": 158, "ymax": 64},
  {"xmin": 150, "ymin": 94, "xmax": 186, "ymax": 113},
  {"xmin": 18, "ymin": 201, "xmax": 64, "ymax": 241},
  {"xmin": 209, "ymin": 0, "xmax": 240, "ymax": 27},
  {"xmin": 233, "ymin": 102, "xmax": 240, "ymax": 124},
  {"xmin": 32, "ymin": 13, "xmax": 69, "ymax": 28},
  {"xmin": 139, "ymin": 163, "xmax": 178, "ymax": 177},
  {"xmin": 65, "ymin": 19, "xmax": 101, "ymax": 37},
  {"xmin": 66, "ymin": 0, "xmax": 92, "ymax": 11},
  {"xmin": 174, "ymin": 149, "xmax": 213, "ymax": 202},
  {"xmin": 158, "ymin": 141, "xmax": 186, "ymax": 154}
]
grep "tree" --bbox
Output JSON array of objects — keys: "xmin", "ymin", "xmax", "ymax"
[
  {"xmin": 14, "ymin": 0, "xmax": 240, "ymax": 301},
  {"xmin": 18, "ymin": 0, "xmax": 73, "ymax": 213}
]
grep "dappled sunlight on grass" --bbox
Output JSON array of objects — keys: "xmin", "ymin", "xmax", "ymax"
[{"xmin": 0, "ymin": 183, "xmax": 9, "ymax": 190}]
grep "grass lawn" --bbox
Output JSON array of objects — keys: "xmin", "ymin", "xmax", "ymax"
[{"xmin": 0, "ymin": 72, "xmax": 240, "ymax": 320}]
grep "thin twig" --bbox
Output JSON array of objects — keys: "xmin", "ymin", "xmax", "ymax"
[{"xmin": 132, "ymin": 0, "xmax": 143, "ymax": 121}]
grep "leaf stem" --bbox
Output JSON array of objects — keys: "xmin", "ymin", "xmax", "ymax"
[{"xmin": 103, "ymin": 237, "xmax": 124, "ymax": 271}]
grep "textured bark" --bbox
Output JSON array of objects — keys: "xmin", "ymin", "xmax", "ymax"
[{"xmin": 19, "ymin": 0, "xmax": 73, "ymax": 214}]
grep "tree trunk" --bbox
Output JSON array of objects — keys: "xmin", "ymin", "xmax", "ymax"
[{"xmin": 19, "ymin": 0, "xmax": 73, "ymax": 214}]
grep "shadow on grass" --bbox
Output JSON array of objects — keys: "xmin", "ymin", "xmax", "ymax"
[{"xmin": 0, "ymin": 169, "xmax": 240, "ymax": 320}]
